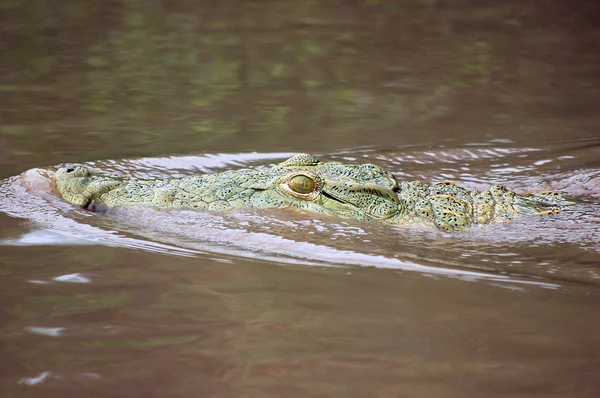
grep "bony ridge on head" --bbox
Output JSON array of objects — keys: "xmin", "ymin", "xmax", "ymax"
[{"xmin": 279, "ymin": 153, "xmax": 322, "ymax": 167}]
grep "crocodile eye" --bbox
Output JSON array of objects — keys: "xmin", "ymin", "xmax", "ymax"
[{"xmin": 288, "ymin": 175, "xmax": 315, "ymax": 194}]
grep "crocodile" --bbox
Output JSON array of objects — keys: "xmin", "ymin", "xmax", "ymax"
[{"xmin": 52, "ymin": 153, "xmax": 572, "ymax": 232}]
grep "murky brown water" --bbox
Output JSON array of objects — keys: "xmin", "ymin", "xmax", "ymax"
[{"xmin": 1, "ymin": 1, "xmax": 600, "ymax": 397}]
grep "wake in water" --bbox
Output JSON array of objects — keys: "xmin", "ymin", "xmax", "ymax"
[{"xmin": 1, "ymin": 145, "xmax": 598, "ymax": 287}]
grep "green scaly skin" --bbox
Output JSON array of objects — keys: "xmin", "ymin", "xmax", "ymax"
[{"xmin": 52, "ymin": 154, "xmax": 573, "ymax": 231}]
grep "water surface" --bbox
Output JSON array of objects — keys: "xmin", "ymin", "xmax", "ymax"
[{"xmin": 1, "ymin": 0, "xmax": 600, "ymax": 397}]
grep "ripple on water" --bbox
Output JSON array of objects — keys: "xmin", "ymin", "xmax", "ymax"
[{"xmin": 0, "ymin": 147, "xmax": 598, "ymax": 287}]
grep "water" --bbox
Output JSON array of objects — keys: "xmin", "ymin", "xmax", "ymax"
[{"xmin": 1, "ymin": 1, "xmax": 600, "ymax": 397}]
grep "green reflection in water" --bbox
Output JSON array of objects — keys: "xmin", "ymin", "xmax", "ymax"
[{"xmin": 1, "ymin": 0, "xmax": 596, "ymax": 170}]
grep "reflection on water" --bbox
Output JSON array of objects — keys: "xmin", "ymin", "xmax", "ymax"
[
  {"xmin": 2, "ymin": 0, "xmax": 600, "ymax": 176},
  {"xmin": 2, "ymin": 0, "xmax": 600, "ymax": 396}
]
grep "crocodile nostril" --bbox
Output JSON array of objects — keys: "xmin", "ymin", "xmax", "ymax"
[{"xmin": 66, "ymin": 168, "xmax": 75, "ymax": 173}]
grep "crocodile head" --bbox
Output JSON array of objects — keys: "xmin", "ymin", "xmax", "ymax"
[
  {"xmin": 52, "ymin": 154, "xmax": 574, "ymax": 229},
  {"xmin": 52, "ymin": 154, "xmax": 404, "ymax": 222}
]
